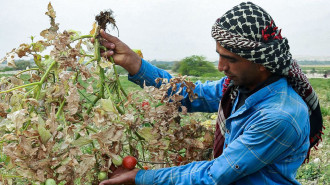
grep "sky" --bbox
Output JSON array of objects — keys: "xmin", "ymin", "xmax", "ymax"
[{"xmin": 0, "ymin": 0, "xmax": 330, "ymax": 61}]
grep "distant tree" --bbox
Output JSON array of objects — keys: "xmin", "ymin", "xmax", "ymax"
[
  {"xmin": 15, "ymin": 60, "xmax": 31, "ymax": 70},
  {"xmin": 172, "ymin": 61, "xmax": 181, "ymax": 72},
  {"xmin": 155, "ymin": 64, "xmax": 171, "ymax": 70},
  {"xmin": 311, "ymin": 68, "xmax": 317, "ymax": 75},
  {"xmin": 177, "ymin": 55, "xmax": 220, "ymax": 77}
]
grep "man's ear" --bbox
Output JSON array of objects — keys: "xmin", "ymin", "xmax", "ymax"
[{"xmin": 258, "ymin": 64, "xmax": 267, "ymax": 72}]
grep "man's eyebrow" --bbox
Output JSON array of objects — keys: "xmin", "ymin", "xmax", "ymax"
[{"xmin": 216, "ymin": 50, "xmax": 237, "ymax": 60}]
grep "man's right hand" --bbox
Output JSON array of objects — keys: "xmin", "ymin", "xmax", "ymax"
[
  {"xmin": 99, "ymin": 165, "xmax": 139, "ymax": 185},
  {"xmin": 95, "ymin": 29, "xmax": 142, "ymax": 75}
]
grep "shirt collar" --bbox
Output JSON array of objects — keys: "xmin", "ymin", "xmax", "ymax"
[{"xmin": 238, "ymin": 75, "xmax": 282, "ymax": 96}]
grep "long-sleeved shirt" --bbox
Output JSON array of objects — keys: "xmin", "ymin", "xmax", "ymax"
[{"xmin": 129, "ymin": 59, "xmax": 310, "ymax": 185}]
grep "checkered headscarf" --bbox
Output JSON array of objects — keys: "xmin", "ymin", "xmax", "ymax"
[{"xmin": 211, "ymin": 2, "xmax": 323, "ymax": 162}]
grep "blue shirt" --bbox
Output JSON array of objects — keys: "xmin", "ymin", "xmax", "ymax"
[{"xmin": 129, "ymin": 59, "xmax": 310, "ymax": 185}]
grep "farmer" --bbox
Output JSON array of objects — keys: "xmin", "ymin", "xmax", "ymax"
[{"xmin": 97, "ymin": 2, "xmax": 323, "ymax": 185}]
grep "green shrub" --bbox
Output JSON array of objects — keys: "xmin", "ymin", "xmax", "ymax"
[
  {"xmin": 177, "ymin": 55, "xmax": 219, "ymax": 77},
  {"xmin": 172, "ymin": 61, "xmax": 181, "ymax": 72},
  {"xmin": 155, "ymin": 64, "xmax": 171, "ymax": 70},
  {"xmin": 15, "ymin": 60, "xmax": 31, "ymax": 70}
]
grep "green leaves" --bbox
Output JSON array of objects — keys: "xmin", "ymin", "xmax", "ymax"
[
  {"xmin": 100, "ymin": 98, "xmax": 118, "ymax": 114},
  {"xmin": 38, "ymin": 124, "xmax": 52, "ymax": 144},
  {"xmin": 138, "ymin": 127, "xmax": 154, "ymax": 142},
  {"xmin": 71, "ymin": 137, "xmax": 93, "ymax": 147}
]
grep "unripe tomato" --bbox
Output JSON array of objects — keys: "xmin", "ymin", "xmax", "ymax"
[
  {"xmin": 45, "ymin": 178, "xmax": 56, "ymax": 185},
  {"xmin": 112, "ymin": 154, "xmax": 123, "ymax": 166},
  {"xmin": 122, "ymin": 156, "xmax": 137, "ymax": 170},
  {"xmin": 98, "ymin": 171, "xmax": 107, "ymax": 181}
]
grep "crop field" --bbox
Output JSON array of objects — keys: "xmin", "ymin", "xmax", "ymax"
[{"xmin": 0, "ymin": 72, "xmax": 329, "ymax": 184}]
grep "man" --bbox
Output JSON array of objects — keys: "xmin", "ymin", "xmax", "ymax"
[{"xmin": 98, "ymin": 2, "xmax": 323, "ymax": 185}]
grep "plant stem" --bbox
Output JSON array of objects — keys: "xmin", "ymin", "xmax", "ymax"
[
  {"xmin": 86, "ymin": 125, "xmax": 97, "ymax": 133},
  {"xmin": 84, "ymin": 58, "xmax": 97, "ymax": 66},
  {"xmin": 80, "ymin": 52, "xmax": 94, "ymax": 58},
  {"xmin": 78, "ymin": 89, "xmax": 93, "ymax": 103},
  {"xmin": 141, "ymin": 142, "xmax": 146, "ymax": 161},
  {"xmin": 86, "ymin": 96, "xmax": 100, "ymax": 114},
  {"xmin": 0, "ymin": 82, "xmax": 40, "ymax": 94},
  {"xmin": 72, "ymin": 35, "xmax": 93, "ymax": 41},
  {"xmin": 24, "ymin": 85, "xmax": 38, "ymax": 99},
  {"xmin": 105, "ymin": 83, "xmax": 125, "ymax": 115},
  {"xmin": 14, "ymin": 68, "xmax": 39, "ymax": 77},
  {"xmin": 34, "ymin": 84, "xmax": 42, "ymax": 99},
  {"xmin": 136, "ymin": 162, "xmax": 144, "ymax": 169},
  {"xmin": 56, "ymin": 99, "xmax": 66, "ymax": 118},
  {"xmin": 112, "ymin": 59, "xmax": 127, "ymax": 98},
  {"xmin": 40, "ymin": 59, "xmax": 57, "ymax": 84},
  {"xmin": 137, "ymin": 160, "xmax": 168, "ymax": 164},
  {"xmin": 99, "ymin": 67, "xmax": 105, "ymax": 99}
]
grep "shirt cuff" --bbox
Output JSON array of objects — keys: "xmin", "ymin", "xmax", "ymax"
[
  {"xmin": 135, "ymin": 169, "xmax": 156, "ymax": 185},
  {"xmin": 128, "ymin": 58, "xmax": 149, "ymax": 84}
]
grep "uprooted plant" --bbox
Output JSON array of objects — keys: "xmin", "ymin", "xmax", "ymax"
[{"xmin": 0, "ymin": 3, "xmax": 214, "ymax": 184}]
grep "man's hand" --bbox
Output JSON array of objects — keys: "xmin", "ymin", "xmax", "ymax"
[
  {"xmin": 94, "ymin": 29, "xmax": 142, "ymax": 75},
  {"xmin": 99, "ymin": 166, "xmax": 139, "ymax": 185}
]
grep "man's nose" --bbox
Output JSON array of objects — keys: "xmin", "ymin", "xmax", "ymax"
[{"xmin": 218, "ymin": 59, "xmax": 228, "ymax": 72}]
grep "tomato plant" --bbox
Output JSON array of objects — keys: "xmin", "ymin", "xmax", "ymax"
[{"xmin": 0, "ymin": 3, "xmax": 214, "ymax": 184}]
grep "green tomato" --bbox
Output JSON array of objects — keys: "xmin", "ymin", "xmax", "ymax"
[
  {"xmin": 98, "ymin": 171, "xmax": 107, "ymax": 181},
  {"xmin": 45, "ymin": 178, "xmax": 56, "ymax": 185},
  {"xmin": 112, "ymin": 154, "xmax": 123, "ymax": 166}
]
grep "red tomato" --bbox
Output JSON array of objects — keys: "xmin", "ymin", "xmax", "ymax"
[
  {"xmin": 142, "ymin": 101, "xmax": 149, "ymax": 107},
  {"xmin": 122, "ymin": 156, "xmax": 137, "ymax": 170},
  {"xmin": 175, "ymin": 154, "xmax": 183, "ymax": 166},
  {"xmin": 143, "ymin": 166, "xmax": 149, "ymax": 170},
  {"xmin": 176, "ymin": 155, "xmax": 183, "ymax": 162}
]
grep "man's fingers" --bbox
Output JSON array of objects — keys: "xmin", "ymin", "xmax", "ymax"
[
  {"xmin": 100, "ymin": 29, "xmax": 120, "ymax": 43},
  {"xmin": 101, "ymin": 50, "xmax": 114, "ymax": 58},
  {"xmin": 99, "ymin": 179, "xmax": 112, "ymax": 185},
  {"xmin": 99, "ymin": 40, "xmax": 115, "ymax": 50},
  {"xmin": 99, "ymin": 178, "xmax": 127, "ymax": 185}
]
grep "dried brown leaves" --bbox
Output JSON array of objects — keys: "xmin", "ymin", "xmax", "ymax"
[
  {"xmin": 122, "ymin": 76, "xmax": 214, "ymax": 166},
  {"xmin": 0, "ymin": 3, "xmax": 215, "ymax": 184}
]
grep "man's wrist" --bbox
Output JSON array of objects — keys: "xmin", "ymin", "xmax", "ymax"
[
  {"xmin": 125, "ymin": 53, "xmax": 142, "ymax": 76},
  {"xmin": 131, "ymin": 169, "xmax": 140, "ymax": 183}
]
